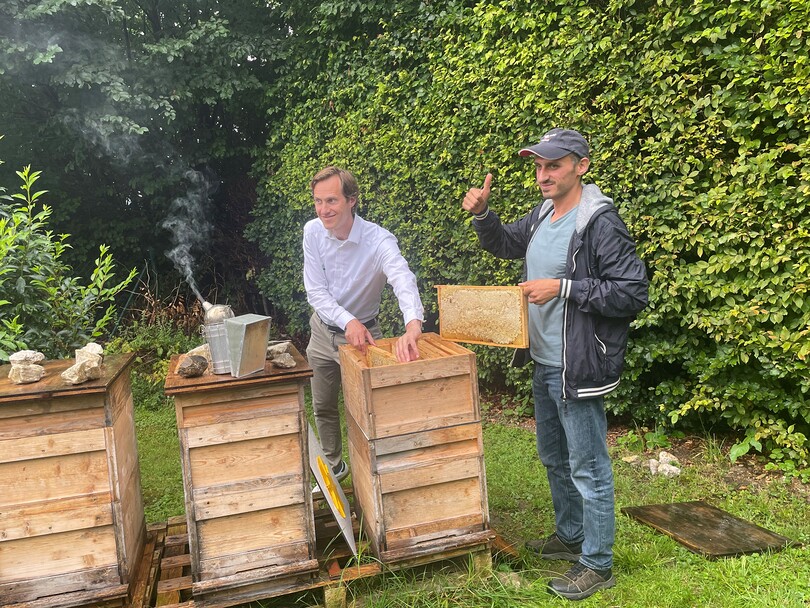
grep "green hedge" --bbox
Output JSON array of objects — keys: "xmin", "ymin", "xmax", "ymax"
[{"xmin": 249, "ymin": 0, "xmax": 810, "ymax": 469}]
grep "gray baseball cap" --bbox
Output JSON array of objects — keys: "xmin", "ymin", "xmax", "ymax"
[{"xmin": 519, "ymin": 128, "xmax": 590, "ymax": 160}]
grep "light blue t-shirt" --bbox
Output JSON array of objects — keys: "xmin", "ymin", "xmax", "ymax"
[{"xmin": 526, "ymin": 207, "xmax": 577, "ymax": 366}]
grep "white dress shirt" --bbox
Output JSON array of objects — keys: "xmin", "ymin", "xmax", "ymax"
[{"xmin": 303, "ymin": 214, "xmax": 424, "ymax": 330}]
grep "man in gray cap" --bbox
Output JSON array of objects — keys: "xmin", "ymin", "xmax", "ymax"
[{"xmin": 462, "ymin": 128, "xmax": 648, "ymax": 601}]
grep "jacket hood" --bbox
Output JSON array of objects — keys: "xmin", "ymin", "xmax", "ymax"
[{"xmin": 537, "ymin": 183, "xmax": 613, "ymax": 234}]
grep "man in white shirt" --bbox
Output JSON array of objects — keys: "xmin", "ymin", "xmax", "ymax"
[{"xmin": 303, "ymin": 166, "xmax": 424, "ymax": 480}]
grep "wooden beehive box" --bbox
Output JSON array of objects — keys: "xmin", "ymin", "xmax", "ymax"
[
  {"xmin": 435, "ymin": 284, "xmax": 529, "ymax": 348},
  {"xmin": 339, "ymin": 333, "xmax": 493, "ymax": 562},
  {"xmin": 0, "ymin": 353, "xmax": 145, "ymax": 608},
  {"xmin": 164, "ymin": 346, "xmax": 319, "ymax": 605}
]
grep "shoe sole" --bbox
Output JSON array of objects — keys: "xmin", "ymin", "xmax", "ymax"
[{"xmin": 548, "ymin": 575, "xmax": 616, "ymax": 600}]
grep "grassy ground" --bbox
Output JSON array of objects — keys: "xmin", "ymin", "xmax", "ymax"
[{"xmin": 133, "ymin": 384, "xmax": 810, "ymax": 607}]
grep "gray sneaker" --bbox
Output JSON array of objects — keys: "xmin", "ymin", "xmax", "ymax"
[
  {"xmin": 332, "ymin": 460, "xmax": 350, "ymax": 482},
  {"xmin": 526, "ymin": 533, "xmax": 582, "ymax": 562},
  {"xmin": 548, "ymin": 562, "xmax": 616, "ymax": 601}
]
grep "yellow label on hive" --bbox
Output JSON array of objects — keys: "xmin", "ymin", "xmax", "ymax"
[{"xmin": 317, "ymin": 455, "xmax": 346, "ymax": 518}]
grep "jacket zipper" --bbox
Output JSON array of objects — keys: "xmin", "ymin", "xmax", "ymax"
[{"xmin": 561, "ymin": 242, "xmax": 580, "ymax": 400}]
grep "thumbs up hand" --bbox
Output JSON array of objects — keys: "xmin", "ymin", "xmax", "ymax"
[{"xmin": 462, "ymin": 173, "xmax": 493, "ymax": 216}]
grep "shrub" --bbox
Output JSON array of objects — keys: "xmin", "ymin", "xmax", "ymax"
[{"xmin": 0, "ymin": 164, "xmax": 137, "ymax": 360}]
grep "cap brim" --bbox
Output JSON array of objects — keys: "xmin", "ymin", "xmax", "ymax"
[{"xmin": 518, "ymin": 144, "xmax": 570, "ymax": 160}]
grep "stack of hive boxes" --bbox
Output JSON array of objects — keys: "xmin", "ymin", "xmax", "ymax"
[
  {"xmin": 339, "ymin": 332, "xmax": 493, "ymax": 562},
  {"xmin": 0, "ymin": 354, "xmax": 145, "ymax": 608},
  {"xmin": 164, "ymin": 348, "xmax": 319, "ymax": 606}
]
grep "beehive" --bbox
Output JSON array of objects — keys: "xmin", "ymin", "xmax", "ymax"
[
  {"xmin": 0, "ymin": 353, "xmax": 145, "ymax": 608},
  {"xmin": 339, "ymin": 333, "xmax": 492, "ymax": 562},
  {"xmin": 164, "ymin": 346, "xmax": 319, "ymax": 605},
  {"xmin": 435, "ymin": 284, "xmax": 529, "ymax": 348}
]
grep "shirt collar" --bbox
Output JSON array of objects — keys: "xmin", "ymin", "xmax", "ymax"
[{"xmin": 326, "ymin": 214, "xmax": 364, "ymax": 244}]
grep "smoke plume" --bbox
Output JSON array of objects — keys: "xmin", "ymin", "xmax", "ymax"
[{"xmin": 161, "ymin": 170, "xmax": 215, "ymax": 304}]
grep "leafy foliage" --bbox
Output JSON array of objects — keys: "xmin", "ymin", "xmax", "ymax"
[
  {"xmin": 0, "ymin": 165, "xmax": 136, "ymax": 360},
  {"xmin": 0, "ymin": 0, "xmax": 280, "ymax": 299},
  {"xmin": 249, "ymin": 0, "xmax": 810, "ymax": 468}
]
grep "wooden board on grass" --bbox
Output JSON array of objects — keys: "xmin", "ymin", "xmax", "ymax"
[{"xmin": 621, "ymin": 500, "xmax": 799, "ymax": 559}]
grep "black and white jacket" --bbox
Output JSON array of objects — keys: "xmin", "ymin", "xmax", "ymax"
[{"xmin": 473, "ymin": 183, "xmax": 649, "ymax": 400}]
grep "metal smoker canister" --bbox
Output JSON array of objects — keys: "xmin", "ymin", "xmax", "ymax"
[{"xmin": 202, "ymin": 301, "xmax": 234, "ymax": 374}]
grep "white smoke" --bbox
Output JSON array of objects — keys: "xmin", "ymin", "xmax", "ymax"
[{"xmin": 161, "ymin": 170, "xmax": 214, "ymax": 303}]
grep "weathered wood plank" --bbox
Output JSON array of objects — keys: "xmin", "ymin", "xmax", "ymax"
[
  {"xmin": 379, "ymin": 533, "xmax": 494, "ymax": 564},
  {"xmin": 156, "ymin": 519, "xmax": 190, "ymax": 607},
  {"xmin": 0, "ymin": 427, "xmax": 106, "ymax": 464},
  {"xmin": 382, "ymin": 478, "xmax": 483, "ymax": 532},
  {"xmin": 177, "ymin": 394, "xmax": 300, "ymax": 429},
  {"xmin": 196, "ymin": 504, "xmax": 309, "ymax": 561},
  {"xmin": 191, "ymin": 558, "xmax": 318, "ymax": 594},
  {"xmin": 0, "ymin": 565, "xmax": 121, "ymax": 605},
  {"xmin": 385, "ymin": 515, "xmax": 486, "ymax": 549},
  {"xmin": 369, "ymin": 375, "xmax": 478, "ymax": 437},
  {"xmin": 0, "ymin": 450, "xmax": 110, "ymax": 506},
  {"xmin": 378, "ymin": 455, "xmax": 481, "ymax": 494},
  {"xmin": 621, "ymin": 500, "xmax": 799, "ymax": 558},
  {"xmin": 193, "ymin": 481, "xmax": 304, "ymax": 521},
  {"xmin": 0, "ymin": 492, "xmax": 113, "ymax": 541},
  {"xmin": 185, "ymin": 410, "xmax": 300, "ymax": 449},
  {"xmin": 0, "ymin": 407, "xmax": 105, "ymax": 441},
  {"xmin": 198, "ymin": 540, "xmax": 312, "ymax": 579},
  {"xmin": 373, "ymin": 423, "xmax": 480, "ymax": 457},
  {"xmin": 367, "ymin": 356, "xmax": 472, "ymax": 390},
  {"xmin": 188, "ymin": 434, "xmax": 301, "ymax": 488},
  {"xmin": 0, "ymin": 527, "xmax": 118, "ymax": 584}
]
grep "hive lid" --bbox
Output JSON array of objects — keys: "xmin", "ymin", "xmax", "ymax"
[{"xmin": 435, "ymin": 285, "xmax": 529, "ymax": 348}]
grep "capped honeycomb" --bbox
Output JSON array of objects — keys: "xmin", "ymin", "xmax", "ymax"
[{"xmin": 436, "ymin": 285, "xmax": 529, "ymax": 348}]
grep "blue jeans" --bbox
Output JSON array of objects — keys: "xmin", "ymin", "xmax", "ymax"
[{"xmin": 533, "ymin": 363, "xmax": 615, "ymax": 570}]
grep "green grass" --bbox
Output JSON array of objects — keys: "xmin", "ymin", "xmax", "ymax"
[
  {"xmin": 134, "ymin": 383, "xmax": 810, "ymax": 607},
  {"xmin": 135, "ymin": 403, "xmax": 185, "ymax": 523}
]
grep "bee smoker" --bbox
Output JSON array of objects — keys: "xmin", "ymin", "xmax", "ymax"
[{"xmin": 202, "ymin": 301, "xmax": 235, "ymax": 374}]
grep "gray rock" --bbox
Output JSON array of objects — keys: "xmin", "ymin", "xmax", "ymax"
[
  {"xmin": 8, "ymin": 362, "xmax": 46, "ymax": 384},
  {"xmin": 177, "ymin": 355, "xmax": 209, "ymax": 378},
  {"xmin": 266, "ymin": 340, "xmax": 292, "ymax": 358},
  {"xmin": 9, "ymin": 350, "xmax": 45, "ymax": 364},
  {"xmin": 658, "ymin": 451, "xmax": 680, "ymax": 466},
  {"xmin": 658, "ymin": 463, "xmax": 682, "ymax": 477},
  {"xmin": 61, "ymin": 359, "xmax": 102, "ymax": 385},
  {"xmin": 75, "ymin": 342, "xmax": 104, "ymax": 365},
  {"xmin": 270, "ymin": 352, "xmax": 296, "ymax": 368}
]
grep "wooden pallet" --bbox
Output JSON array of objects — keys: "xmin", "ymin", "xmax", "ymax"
[{"xmin": 150, "ymin": 496, "xmax": 494, "ymax": 608}]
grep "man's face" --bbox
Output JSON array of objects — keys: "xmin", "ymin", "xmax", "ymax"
[
  {"xmin": 534, "ymin": 154, "xmax": 589, "ymax": 202},
  {"xmin": 313, "ymin": 174, "xmax": 355, "ymax": 236}
]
